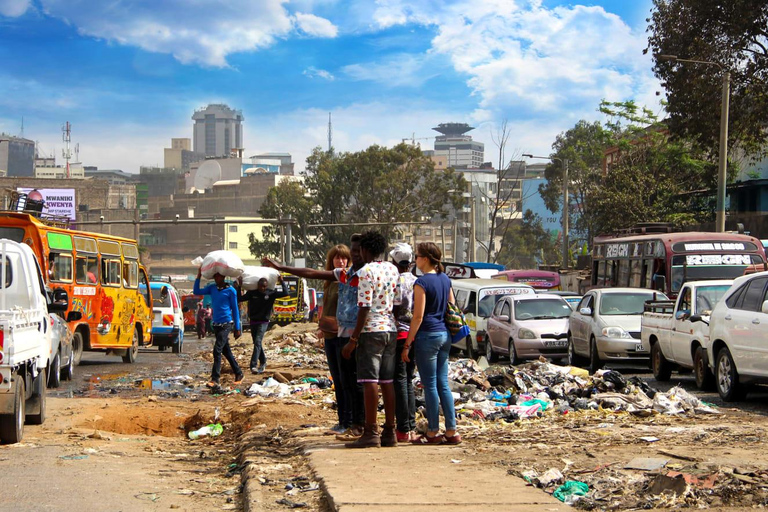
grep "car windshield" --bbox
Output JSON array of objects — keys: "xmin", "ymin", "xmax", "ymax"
[
  {"xmin": 599, "ymin": 292, "xmax": 661, "ymax": 315},
  {"xmin": 695, "ymin": 285, "xmax": 731, "ymax": 315},
  {"xmin": 514, "ymin": 299, "xmax": 572, "ymax": 320}
]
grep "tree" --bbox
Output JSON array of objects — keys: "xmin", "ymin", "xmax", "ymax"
[
  {"xmin": 250, "ymin": 144, "xmax": 466, "ymax": 266},
  {"xmin": 647, "ymin": 0, "xmax": 768, "ymax": 156},
  {"xmin": 496, "ymin": 210, "xmax": 560, "ymax": 269}
]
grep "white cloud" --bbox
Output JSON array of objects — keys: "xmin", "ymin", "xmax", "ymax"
[
  {"xmin": 0, "ymin": 0, "xmax": 31, "ymax": 17},
  {"xmin": 294, "ymin": 12, "xmax": 338, "ymax": 37},
  {"xmin": 35, "ymin": 0, "xmax": 335, "ymax": 67},
  {"xmin": 303, "ymin": 67, "xmax": 336, "ymax": 80},
  {"xmin": 342, "ymin": 53, "xmax": 437, "ymax": 87}
]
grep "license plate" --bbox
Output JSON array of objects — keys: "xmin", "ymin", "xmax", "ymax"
[
  {"xmin": 544, "ymin": 340, "xmax": 567, "ymax": 348},
  {"xmin": 635, "ymin": 343, "xmax": 644, "ymax": 351}
]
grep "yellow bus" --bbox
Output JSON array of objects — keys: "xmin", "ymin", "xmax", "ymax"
[
  {"xmin": 0, "ymin": 212, "xmax": 154, "ymax": 364},
  {"xmin": 271, "ymin": 273, "xmax": 309, "ymax": 325}
]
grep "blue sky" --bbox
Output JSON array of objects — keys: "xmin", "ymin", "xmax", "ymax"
[{"xmin": 0, "ymin": 0, "xmax": 660, "ymax": 173}]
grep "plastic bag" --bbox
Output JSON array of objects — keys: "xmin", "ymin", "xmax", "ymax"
[
  {"xmin": 198, "ymin": 250, "xmax": 245, "ymax": 279},
  {"xmin": 241, "ymin": 266, "xmax": 280, "ymax": 290},
  {"xmin": 553, "ymin": 481, "xmax": 589, "ymax": 503}
]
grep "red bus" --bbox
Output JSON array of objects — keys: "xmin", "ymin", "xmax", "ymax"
[
  {"xmin": 492, "ymin": 269, "xmax": 561, "ymax": 290},
  {"xmin": 591, "ymin": 231, "xmax": 766, "ymax": 298}
]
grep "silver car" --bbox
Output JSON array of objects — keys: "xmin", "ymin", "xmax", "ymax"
[{"xmin": 568, "ymin": 288, "xmax": 668, "ymax": 373}]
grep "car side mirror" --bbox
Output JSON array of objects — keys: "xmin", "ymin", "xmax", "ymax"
[
  {"xmin": 579, "ymin": 307, "xmax": 592, "ymax": 316},
  {"xmin": 67, "ymin": 310, "xmax": 82, "ymax": 322},
  {"xmin": 762, "ymin": 300, "xmax": 768, "ymax": 315},
  {"xmin": 49, "ymin": 288, "xmax": 69, "ymax": 312},
  {"xmin": 675, "ymin": 310, "xmax": 690, "ymax": 321},
  {"xmin": 498, "ymin": 314, "xmax": 509, "ymax": 322},
  {"xmin": 689, "ymin": 314, "xmax": 703, "ymax": 323}
]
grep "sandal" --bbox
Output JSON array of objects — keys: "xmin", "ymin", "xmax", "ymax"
[
  {"xmin": 444, "ymin": 434, "xmax": 462, "ymax": 445},
  {"xmin": 410, "ymin": 434, "xmax": 444, "ymax": 445}
]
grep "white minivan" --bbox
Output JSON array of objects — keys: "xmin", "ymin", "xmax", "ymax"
[
  {"xmin": 451, "ymin": 278, "xmax": 535, "ymax": 359},
  {"xmin": 149, "ymin": 281, "xmax": 184, "ymax": 353}
]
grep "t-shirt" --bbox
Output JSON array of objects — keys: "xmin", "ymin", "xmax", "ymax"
[
  {"xmin": 414, "ymin": 272, "xmax": 450, "ymax": 333},
  {"xmin": 356, "ymin": 261, "xmax": 400, "ymax": 333},
  {"xmin": 394, "ymin": 271, "xmax": 417, "ymax": 332}
]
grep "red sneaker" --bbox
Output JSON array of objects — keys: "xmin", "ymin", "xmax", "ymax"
[{"xmin": 396, "ymin": 430, "xmax": 411, "ymax": 443}]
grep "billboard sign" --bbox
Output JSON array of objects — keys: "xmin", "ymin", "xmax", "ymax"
[{"xmin": 17, "ymin": 188, "xmax": 76, "ymax": 221}]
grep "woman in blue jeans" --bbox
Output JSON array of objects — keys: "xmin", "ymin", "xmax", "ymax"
[{"xmin": 402, "ymin": 242, "xmax": 461, "ymax": 445}]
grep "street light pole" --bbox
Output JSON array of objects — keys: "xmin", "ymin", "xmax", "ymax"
[
  {"xmin": 658, "ymin": 55, "xmax": 729, "ymax": 232},
  {"xmin": 523, "ymin": 154, "xmax": 569, "ymax": 269}
]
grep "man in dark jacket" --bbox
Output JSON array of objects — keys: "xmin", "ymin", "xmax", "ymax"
[{"xmin": 235, "ymin": 275, "xmax": 289, "ymax": 373}]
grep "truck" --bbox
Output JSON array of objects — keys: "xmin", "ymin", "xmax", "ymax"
[
  {"xmin": 641, "ymin": 280, "xmax": 733, "ymax": 390},
  {"xmin": 0, "ymin": 239, "xmax": 76, "ymax": 443}
]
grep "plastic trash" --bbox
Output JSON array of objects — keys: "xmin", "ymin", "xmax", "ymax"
[
  {"xmin": 188, "ymin": 423, "xmax": 224, "ymax": 440},
  {"xmin": 553, "ymin": 480, "xmax": 589, "ymax": 504}
]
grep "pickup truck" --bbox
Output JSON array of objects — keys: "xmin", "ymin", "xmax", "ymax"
[
  {"xmin": 0, "ymin": 239, "xmax": 74, "ymax": 443},
  {"xmin": 641, "ymin": 280, "xmax": 733, "ymax": 390}
]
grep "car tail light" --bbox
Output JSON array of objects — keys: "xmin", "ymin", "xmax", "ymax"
[
  {"xmin": 477, "ymin": 333, "xmax": 483, "ymax": 343},
  {"xmin": 0, "ymin": 326, "xmax": 4, "ymax": 352}
]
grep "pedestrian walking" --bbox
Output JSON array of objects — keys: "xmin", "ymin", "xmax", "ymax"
[
  {"xmin": 390, "ymin": 243, "xmax": 418, "ymax": 443},
  {"xmin": 341, "ymin": 231, "xmax": 400, "ymax": 449},
  {"xmin": 196, "ymin": 302, "xmax": 207, "ymax": 339},
  {"xmin": 194, "ymin": 269, "xmax": 244, "ymax": 389},
  {"xmin": 204, "ymin": 305, "xmax": 213, "ymax": 336},
  {"xmin": 402, "ymin": 242, "xmax": 461, "ymax": 445},
  {"xmin": 263, "ymin": 235, "xmax": 366, "ymax": 438},
  {"xmin": 235, "ymin": 274, "xmax": 289, "ymax": 374}
]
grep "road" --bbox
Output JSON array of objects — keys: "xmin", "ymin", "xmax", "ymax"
[{"xmin": 1, "ymin": 336, "xmax": 243, "ymax": 512}]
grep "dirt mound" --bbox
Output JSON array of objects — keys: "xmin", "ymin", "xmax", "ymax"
[{"xmin": 78, "ymin": 402, "xmax": 209, "ymax": 437}]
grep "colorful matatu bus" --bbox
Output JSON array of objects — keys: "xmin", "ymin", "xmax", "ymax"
[
  {"xmin": 270, "ymin": 273, "xmax": 309, "ymax": 325},
  {"xmin": 0, "ymin": 212, "xmax": 154, "ymax": 364}
]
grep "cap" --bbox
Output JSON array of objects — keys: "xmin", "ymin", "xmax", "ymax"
[{"xmin": 389, "ymin": 242, "xmax": 413, "ymax": 265}]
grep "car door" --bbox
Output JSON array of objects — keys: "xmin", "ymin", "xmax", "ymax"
[
  {"xmin": 669, "ymin": 285, "xmax": 693, "ymax": 364},
  {"xmin": 499, "ymin": 300, "xmax": 513, "ymax": 354},
  {"xmin": 487, "ymin": 298, "xmax": 506, "ymax": 350},
  {"xmin": 570, "ymin": 293, "xmax": 594, "ymax": 354},
  {"xmin": 728, "ymin": 276, "xmax": 768, "ymax": 373}
]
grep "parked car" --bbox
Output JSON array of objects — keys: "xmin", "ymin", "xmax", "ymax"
[
  {"xmin": 568, "ymin": 288, "xmax": 668, "ymax": 373},
  {"xmin": 451, "ymin": 278, "xmax": 535, "ymax": 359},
  {"xmin": 150, "ymin": 281, "xmax": 184, "ymax": 353},
  {"xmin": 46, "ymin": 306, "xmax": 76, "ymax": 388},
  {"xmin": 485, "ymin": 294, "xmax": 572, "ymax": 364},
  {"xmin": 642, "ymin": 280, "xmax": 732, "ymax": 389},
  {"xmin": 708, "ymin": 271, "xmax": 768, "ymax": 401}
]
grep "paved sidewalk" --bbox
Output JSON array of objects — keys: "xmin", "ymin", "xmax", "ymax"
[{"xmin": 304, "ymin": 437, "xmax": 565, "ymax": 512}]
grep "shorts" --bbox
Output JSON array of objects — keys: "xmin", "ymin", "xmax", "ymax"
[{"xmin": 356, "ymin": 331, "xmax": 397, "ymax": 384}]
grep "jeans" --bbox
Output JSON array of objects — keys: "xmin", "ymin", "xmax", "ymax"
[
  {"xmin": 338, "ymin": 337, "xmax": 365, "ymax": 427},
  {"xmin": 211, "ymin": 323, "xmax": 242, "ymax": 383},
  {"xmin": 249, "ymin": 323, "xmax": 269, "ymax": 370},
  {"xmin": 414, "ymin": 330, "xmax": 456, "ymax": 432},
  {"xmin": 324, "ymin": 337, "xmax": 349, "ymax": 427},
  {"xmin": 395, "ymin": 335, "xmax": 416, "ymax": 433}
]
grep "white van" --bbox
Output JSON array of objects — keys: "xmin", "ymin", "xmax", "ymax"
[{"xmin": 451, "ymin": 278, "xmax": 535, "ymax": 359}]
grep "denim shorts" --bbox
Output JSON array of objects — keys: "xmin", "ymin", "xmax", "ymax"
[{"xmin": 356, "ymin": 331, "xmax": 397, "ymax": 384}]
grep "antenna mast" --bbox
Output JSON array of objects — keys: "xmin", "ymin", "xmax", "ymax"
[
  {"xmin": 62, "ymin": 122, "xmax": 72, "ymax": 179},
  {"xmin": 327, "ymin": 112, "xmax": 332, "ymax": 154}
]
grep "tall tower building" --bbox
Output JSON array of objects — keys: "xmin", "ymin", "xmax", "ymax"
[
  {"xmin": 432, "ymin": 122, "xmax": 484, "ymax": 169},
  {"xmin": 192, "ymin": 104, "xmax": 244, "ymax": 157}
]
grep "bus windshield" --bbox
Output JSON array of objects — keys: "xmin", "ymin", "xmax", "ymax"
[{"xmin": 671, "ymin": 254, "xmax": 763, "ymax": 292}]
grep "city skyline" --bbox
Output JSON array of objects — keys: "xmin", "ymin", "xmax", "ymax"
[{"xmin": 0, "ymin": 0, "xmax": 659, "ymax": 174}]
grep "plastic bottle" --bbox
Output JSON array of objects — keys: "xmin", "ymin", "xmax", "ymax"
[{"xmin": 188, "ymin": 423, "xmax": 224, "ymax": 440}]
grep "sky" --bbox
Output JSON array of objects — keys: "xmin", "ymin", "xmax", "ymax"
[{"xmin": 0, "ymin": 0, "xmax": 662, "ymax": 174}]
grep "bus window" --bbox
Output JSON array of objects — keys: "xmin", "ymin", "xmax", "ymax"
[
  {"xmin": 76, "ymin": 256, "xmax": 99, "ymax": 284},
  {"xmin": 641, "ymin": 259, "xmax": 653, "ymax": 288},
  {"xmin": 630, "ymin": 260, "xmax": 642, "ymax": 288},
  {"xmin": 139, "ymin": 271, "xmax": 150, "ymax": 308},
  {"xmin": 123, "ymin": 260, "xmax": 138, "ymax": 289},
  {"xmin": 49, "ymin": 252, "xmax": 73, "ymax": 282},
  {"xmin": 617, "ymin": 260, "xmax": 630, "ymax": 287},
  {"xmin": 102, "ymin": 258, "xmax": 122, "ymax": 287}
]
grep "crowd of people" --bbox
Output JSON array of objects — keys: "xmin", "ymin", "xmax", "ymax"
[{"xmin": 192, "ymin": 230, "xmax": 461, "ymax": 447}]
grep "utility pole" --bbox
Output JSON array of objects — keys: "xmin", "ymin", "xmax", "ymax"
[
  {"xmin": 285, "ymin": 214, "xmax": 293, "ymax": 265},
  {"xmin": 562, "ymin": 159, "xmax": 569, "ymax": 269}
]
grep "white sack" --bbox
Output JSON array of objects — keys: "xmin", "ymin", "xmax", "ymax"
[
  {"xmin": 241, "ymin": 266, "xmax": 280, "ymax": 290},
  {"xmin": 198, "ymin": 250, "xmax": 245, "ymax": 279},
  {"xmin": 191, "ymin": 256, "xmax": 204, "ymax": 266}
]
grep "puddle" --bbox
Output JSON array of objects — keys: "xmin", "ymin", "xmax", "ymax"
[{"xmin": 136, "ymin": 379, "xmax": 174, "ymax": 391}]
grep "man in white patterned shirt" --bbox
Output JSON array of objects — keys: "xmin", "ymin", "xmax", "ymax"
[{"xmin": 342, "ymin": 231, "xmax": 400, "ymax": 448}]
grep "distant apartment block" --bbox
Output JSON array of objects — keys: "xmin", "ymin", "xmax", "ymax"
[
  {"xmin": 164, "ymin": 137, "xmax": 203, "ymax": 170},
  {"xmin": 245, "ymin": 153, "xmax": 295, "ymax": 176},
  {"xmin": 432, "ymin": 123, "xmax": 484, "ymax": 169},
  {"xmin": 192, "ymin": 104, "xmax": 244, "ymax": 157},
  {"xmin": 0, "ymin": 135, "xmax": 35, "ymax": 177}
]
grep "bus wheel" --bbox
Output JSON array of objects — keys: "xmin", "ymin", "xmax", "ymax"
[
  {"xmin": 72, "ymin": 332, "xmax": 84, "ymax": 366},
  {"xmin": 123, "ymin": 329, "xmax": 139, "ymax": 364}
]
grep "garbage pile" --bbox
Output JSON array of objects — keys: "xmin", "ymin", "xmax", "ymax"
[
  {"xmin": 447, "ymin": 359, "xmax": 719, "ymax": 423},
  {"xmin": 244, "ymin": 376, "xmax": 332, "ymax": 399},
  {"xmin": 263, "ymin": 326, "xmax": 327, "ymax": 368}
]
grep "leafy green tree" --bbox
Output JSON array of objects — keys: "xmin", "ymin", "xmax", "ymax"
[
  {"xmin": 647, "ymin": 0, "xmax": 768, "ymax": 156},
  {"xmin": 250, "ymin": 144, "xmax": 466, "ymax": 266},
  {"xmin": 497, "ymin": 210, "xmax": 560, "ymax": 269}
]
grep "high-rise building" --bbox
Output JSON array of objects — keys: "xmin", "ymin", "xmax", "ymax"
[
  {"xmin": 432, "ymin": 123, "xmax": 484, "ymax": 169},
  {"xmin": 192, "ymin": 104, "xmax": 244, "ymax": 157},
  {"xmin": 0, "ymin": 135, "xmax": 35, "ymax": 177},
  {"xmin": 163, "ymin": 138, "xmax": 204, "ymax": 170}
]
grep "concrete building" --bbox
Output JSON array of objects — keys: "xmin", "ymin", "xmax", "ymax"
[
  {"xmin": 247, "ymin": 153, "xmax": 295, "ymax": 175},
  {"xmin": 164, "ymin": 138, "xmax": 203, "ymax": 170},
  {"xmin": 84, "ymin": 168, "xmax": 134, "ymax": 185},
  {"xmin": 139, "ymin": 166, "xmax": 185, "ymax": 198},
  {"xmin": 432, "ymin": 123, "xmax": 484, "ymax": 169},
  {"xmin": 0, "ymin": 135, "xmax": 35, "ymax": 177},
  {"xmin": 34, "ymin": 162, "xmax": 85, "ymax": 179},
  {"xmin": 192, "ymin": 104, "xmax": 244, "ymax": 158}
]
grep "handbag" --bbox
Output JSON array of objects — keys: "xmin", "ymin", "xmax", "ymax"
[
  {"xmin": 318, "ymin": 315, "xmax": 338, "ymax": 335},
  {"xmin": 445, "ymin": 301, "xmax": 471, "ymax": 343}
]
